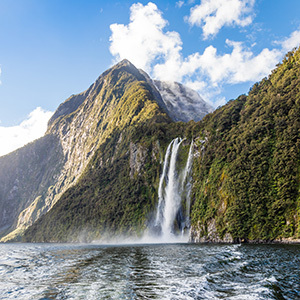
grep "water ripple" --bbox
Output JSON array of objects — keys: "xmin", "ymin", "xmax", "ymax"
[{"xmin": 0, "ymin": 243, "xmax": 299, "ymax": 299}]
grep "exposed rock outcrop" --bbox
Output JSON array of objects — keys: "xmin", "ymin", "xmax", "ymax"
[
  {"xmin": 129, "ymin": 142, "xmax": 147, "ymax": 178},
  {"xmin": 189, "ymin": 219, "xmax": 233, "ymax": 243}
]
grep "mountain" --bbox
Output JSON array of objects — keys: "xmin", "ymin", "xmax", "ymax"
[
  {"xmin": 138, "ymin": 69, "xmax": 214, "ymax": 122},
  {"xmin": 0, "ymin": 59, "xmax": 210, "ymax": 242}
]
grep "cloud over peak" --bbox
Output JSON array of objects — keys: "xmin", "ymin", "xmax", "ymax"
[
  {"xmin": 109, "ymin": 2, "xmax": 182, "ymax": 73},
  {"xmin": 280, "ymin": 29, "xmax": 300, "ymax": 52}
]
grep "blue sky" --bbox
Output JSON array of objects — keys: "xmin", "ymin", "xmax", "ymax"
[{"xmin": 0, "ymin": 0, "xmax": 300, "ymax": 156}]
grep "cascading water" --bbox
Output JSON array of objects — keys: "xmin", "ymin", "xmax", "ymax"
[
  {"xmin": 154, "ymin": 138, "xmax": 194, "ymax": 239},
  {"xmin": 155, "ymin": 140, "xmax": 174, "ymax": 225}
]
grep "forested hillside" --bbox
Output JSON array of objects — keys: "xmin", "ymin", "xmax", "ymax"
[{"xmin": 190, "ymin": 48, "xmax": 300, "ymax": 242}]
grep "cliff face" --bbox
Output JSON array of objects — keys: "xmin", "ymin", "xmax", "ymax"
[{"xmin": 40, "ymin": 59, "xmax": 171, "ymax": 228}]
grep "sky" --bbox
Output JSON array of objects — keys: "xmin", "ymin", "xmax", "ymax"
[{"xmin": 0, "ymin": 0, "xmax": 300, "ymax": 156}]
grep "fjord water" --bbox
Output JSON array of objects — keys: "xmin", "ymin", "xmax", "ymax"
[{"xmin": 1, "ymin": 243, "xmax": 299, "ymax": 299}]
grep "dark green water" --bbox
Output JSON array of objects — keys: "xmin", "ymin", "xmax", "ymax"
[{"xmin": 0, "ymin": 243, "xmax": 299, "ymax": 299}]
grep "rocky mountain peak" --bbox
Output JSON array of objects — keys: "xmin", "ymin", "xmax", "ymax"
[{"xmin": 48, "ymin": 59, "xmax": 213, "ymax": 130}]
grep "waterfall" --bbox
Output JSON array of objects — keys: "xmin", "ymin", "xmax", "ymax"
[
  {"xmin": 181, "ymin": 140, "xmax": 194, "ymax": 230},
  {"xmin": 155, "ymin": 140, "xmax": 174, "ymax": 225},
  {"xmin": 154, "ymin": 138, "xmax": 193, "ymax": 239}
]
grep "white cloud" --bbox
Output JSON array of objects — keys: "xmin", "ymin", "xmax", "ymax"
[
  {"xmin": 187, "ymin": 0, "xmax": 255, "ymax": 39},
  {"xmin": 189, "ymin": 40, "xmax": 281, "ymax": 84},
  {"xmin": 109, "ymin": 2, "xmax": 294, "ymax": 107},
  {"xmin": 0, "ymin": 107, "xmax": 53, "ymax": 157},
  {"xmin": 279, "ymin": 29, "xmax": 300, "ymax": 52},
  {"xmin": 153, "ymin": 40, "xmax": 281, "ymax": 104}
]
